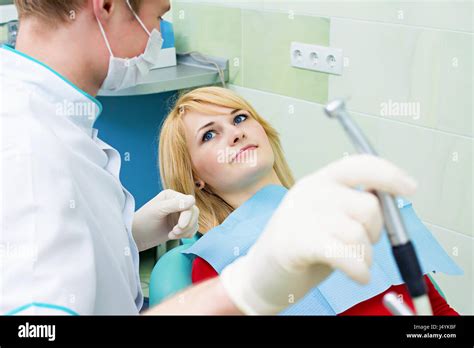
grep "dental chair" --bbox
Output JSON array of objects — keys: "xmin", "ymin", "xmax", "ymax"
[{"xmin": 148, "ymin": 235, "xmax": 199, "ymax": 306}]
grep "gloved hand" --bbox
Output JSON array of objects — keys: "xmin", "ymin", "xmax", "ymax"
[
  {"xmin": 220, "ymin": 154, "xmax": 418, "ymax": 315},
  {"xmin": 132, "ymin": 189, "xmax": 199, "ymax": 251}
]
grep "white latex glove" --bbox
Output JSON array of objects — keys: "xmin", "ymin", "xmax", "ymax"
[
  {"xmin": 220, "ymin": 154, "xmax": 418, "ymax": 315},
  {"xmin": 132, "ymin": 189, "xmax": 199, "ymax": 251}
]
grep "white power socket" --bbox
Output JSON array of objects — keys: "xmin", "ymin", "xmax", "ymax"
[{"xmin": 290, "ymin": 42, "xmax": 343, "ymax": 75}]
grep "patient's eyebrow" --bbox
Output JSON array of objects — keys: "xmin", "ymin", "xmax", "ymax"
[
  {"xmin": 195, "ymin": 109, "xmax": 242, "ymax": 139},
  {"xmin": 197, "ymin": 121, "xmax": 215, "ymax": 135}
]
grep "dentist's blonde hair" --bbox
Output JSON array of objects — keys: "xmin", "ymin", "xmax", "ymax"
[{"xmin": 159, "ymin": 87, "xmax": 295, "ymax": 233}]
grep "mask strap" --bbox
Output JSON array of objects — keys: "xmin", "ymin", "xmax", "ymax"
[
  {"xmin": 125, "ymin": 0, "xmax": 152, "ymax": 37},
  {"xmin": 96, "ymin": 16, "xmax": 114, "ymax": 57}
]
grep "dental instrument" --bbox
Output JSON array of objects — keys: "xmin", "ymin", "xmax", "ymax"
[
  {"xmin": 383, "ymin": 292, "xmax": 415, "ymax": 316},
  {"xmin": 324, "ymin": 99, "xmax": 433, "ymax": 316}
]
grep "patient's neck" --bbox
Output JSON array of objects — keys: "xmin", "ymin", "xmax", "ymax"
[{"xmin": 219, "ymin": 170, "xmax": 282, "ymax": 209}]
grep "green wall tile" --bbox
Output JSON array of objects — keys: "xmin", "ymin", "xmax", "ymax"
[
  {"xmin": 241, "ymin": 10, "xmax": 329, "ymax": 103},
  {"xmin": 172, "ymin": 2, "xmax": 243, "ymax": 84},
  {"xmin": 172, "ymin": 2, "xmax": 330, "ymax": 103}
]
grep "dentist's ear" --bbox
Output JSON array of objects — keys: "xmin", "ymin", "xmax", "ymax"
[{"xmin": 92, "ymin": 0, "xmax": 116, "ymax": 22}]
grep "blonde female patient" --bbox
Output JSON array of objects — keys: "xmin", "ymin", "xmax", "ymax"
[{"xmin": 158, "ymin": 86, "xmax": 458, "ymax": 316}]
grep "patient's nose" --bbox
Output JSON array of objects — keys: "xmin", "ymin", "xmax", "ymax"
[{"xmin": 229, "ymin": 126, "xmax": 245, "ymax": 146}]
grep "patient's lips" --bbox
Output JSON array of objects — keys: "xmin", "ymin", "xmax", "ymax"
[{"xmin": 232, "ymin": 144, "xmax": 258, "ymax": 162}]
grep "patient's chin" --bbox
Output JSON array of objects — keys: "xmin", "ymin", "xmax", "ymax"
[
  {"xmin": 231, "ymin": 156, "xmax": 261, "ymax": 169},
  {"xmin": 231, "ymin": 158, "xmax": 273, "ymax": 183}
]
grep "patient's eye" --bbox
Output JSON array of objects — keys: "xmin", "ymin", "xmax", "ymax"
[
  {"xmin": 202, "ymin": 130, "xmax": 216, "ymax": 142},
  {"xmin": 233, "ymin": 114, "xmax": 248, "ymax": 125}
]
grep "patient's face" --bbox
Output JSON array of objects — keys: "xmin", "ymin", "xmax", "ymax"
[{"xmin": 182, "ymin": 104, "xmax": 275, "ymax": 194}]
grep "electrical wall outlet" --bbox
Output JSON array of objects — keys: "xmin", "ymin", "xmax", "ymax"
[{"xmin": 290, "ymin": 42, "xmax": 343, "ymax": 75}]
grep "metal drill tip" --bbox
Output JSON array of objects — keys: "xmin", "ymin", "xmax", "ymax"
[{"xmin": 324, "ymin": 99, "xmax": 346, "ymax": 118}]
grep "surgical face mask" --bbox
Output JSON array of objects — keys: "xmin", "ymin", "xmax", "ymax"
[{"xmin": 96, "ymin": 0, "xmax": 163, "ymax": 91}]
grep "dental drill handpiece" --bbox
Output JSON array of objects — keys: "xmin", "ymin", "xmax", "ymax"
[{"xmin": 324, "ymin": 99, "xmax": 432, "ymax": 315}]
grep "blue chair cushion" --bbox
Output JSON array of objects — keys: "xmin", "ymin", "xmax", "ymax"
[{"xmin": 149, "ymin": 243, "xmax": 195, "ymax": 306}]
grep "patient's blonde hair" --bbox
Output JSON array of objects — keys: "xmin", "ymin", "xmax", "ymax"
[{"xmin": 159, "ymin": 87, "xmax": 295, "ymax": 233}]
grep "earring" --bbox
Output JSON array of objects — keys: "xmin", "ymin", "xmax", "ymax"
[{"xmin": 195, "ymin": 181, "xmax": 204, "ymax": 190}]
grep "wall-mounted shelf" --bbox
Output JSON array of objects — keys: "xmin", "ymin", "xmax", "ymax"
[{"xmin": 98, "ymin": 53, "xmax": 229, "ymax": 97}]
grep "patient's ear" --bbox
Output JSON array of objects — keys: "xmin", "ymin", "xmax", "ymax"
[{"xmin": 195, "ymin": 180, "xmax": 205, "ymax": 190}]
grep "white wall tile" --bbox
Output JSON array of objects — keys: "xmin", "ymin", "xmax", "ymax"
[
  {"xmin": 367, "ymin": 115, "xmax": 472, "ymax": 238},
  {"xmin": 262, "ymin": 0, "xmax": 473, "ymax": 33},
  {"xmin": 329, "ymin": 18, "xmax": 473, "ymax": 137}
]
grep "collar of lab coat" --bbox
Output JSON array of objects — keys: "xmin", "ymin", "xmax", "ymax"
[{"xmin": 1, "ymin": 44, "xmax": 103, "ymax": 138}]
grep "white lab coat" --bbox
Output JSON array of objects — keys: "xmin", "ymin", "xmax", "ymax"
[{"xmin": 0, "ymin": 45, "xmax": 143, "ymax": 314}]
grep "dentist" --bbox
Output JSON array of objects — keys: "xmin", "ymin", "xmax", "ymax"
[{"xmin": 0, "ymin": 0, "xmax": 418, "ymax": 315}]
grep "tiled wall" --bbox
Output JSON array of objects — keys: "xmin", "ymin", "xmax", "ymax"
[{"xmin": 170, "ymin": 0, "xmax": 473, "ymax": 314}]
